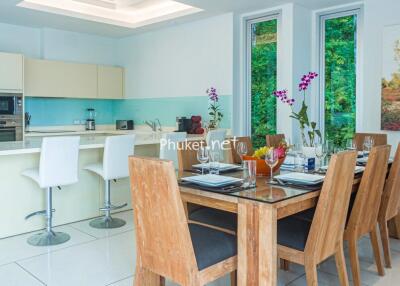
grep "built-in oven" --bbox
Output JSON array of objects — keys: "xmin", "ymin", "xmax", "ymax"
[
  {"xmin": 0, "ymin": 116, "xmax": 23, "ymax": 142},
  {"xmin": 0, "ymin": 94, "xmax": 23, "ymax": 115}
]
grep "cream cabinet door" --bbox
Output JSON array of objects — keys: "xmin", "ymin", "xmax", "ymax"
[
  {"xmin": 25, "ymin": 58, "xmax": 97, "ymax": 98},
  {"xmin": 97, "ymin": 66, "xmax": 124, "ymax": 99},
  {"xmin": 0, "ymin": 52, "xmax": 23, "ymax": 92}
]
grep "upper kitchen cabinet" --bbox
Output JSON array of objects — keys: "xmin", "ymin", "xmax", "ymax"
[
  {"xmin": 25, "ymin": 58, "xmax": 97, "ymax": 98},
  {"xmin": 0, "ymin": 52, "xmax": 23, "ymax": 93},
  {"xmin": 97, "ymin": 66, "xmax": 124, "ymax": 99}
]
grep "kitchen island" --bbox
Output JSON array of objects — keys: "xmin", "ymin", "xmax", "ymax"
[{"xmin": 0, "ymin": 131, "xmax": 182, "ymax": 238}]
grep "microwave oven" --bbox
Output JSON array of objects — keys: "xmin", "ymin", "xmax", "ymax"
[{"xmin": 0, "ymin": 94, "xmax": 23, "ymax": 115}]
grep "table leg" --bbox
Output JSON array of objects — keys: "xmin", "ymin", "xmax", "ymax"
[
  {"xmin": 237, "ymin": 199, "xmax": 277, "ymax": 286},
  {"xmin": 134, "ymin": 255, "xmax": 161, "ymax": 286}
]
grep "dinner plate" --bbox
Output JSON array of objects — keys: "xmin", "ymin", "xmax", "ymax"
[
  {"xmin": 274, "ymin": 173, "xmax": 325, "ymax": 185},
  {"xmin": 321, "ymin": 165, "xmax": 365, "ymax": 174},
  {"xmin": 192, "ymin": 163, "xmax": 241, "ymax": 171},
  {"xmin": 181, "ymin": 174, "xmax": 243, "ymax": 187}
]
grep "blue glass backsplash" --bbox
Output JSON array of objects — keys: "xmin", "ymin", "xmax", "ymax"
[{"xmin": 25, "ymin": 96, "xmax": 232, "ymax": 128}]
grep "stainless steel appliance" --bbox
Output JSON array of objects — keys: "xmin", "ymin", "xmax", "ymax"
[
  {"xmin": 85, "ymin": 108, "xmax": 96, "ymax": 131},
  {"xmin": 116, "ymin": 120, "xmax": 134, "ymax": 130},
  {"xmin": 0, "ymin": 116, "xmax": 23, "ymax": 142},
  {"xmin": 0, "ymin": 94, "xmax": 22, "ymax": 115},
  {"xmin": 0, "ymin": 94, "xmax": 23, "ymax": 142},
  {"xmin": 176, "ymin": 117, "xmax": 192, "ymax": 132}
]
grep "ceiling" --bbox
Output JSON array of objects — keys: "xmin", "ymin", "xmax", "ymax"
[{"xmin": 0, "ymin": 0, "xmax": 355, "ymax": 38}]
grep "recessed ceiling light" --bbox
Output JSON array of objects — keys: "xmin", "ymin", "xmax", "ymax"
[{"xmin": 17, "ymin": 0, "xmax": 202, "ymax": 29}]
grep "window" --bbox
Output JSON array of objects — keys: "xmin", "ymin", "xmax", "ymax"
[
  {"xmin": 246, "ymin": 17, "xmax": 278, "ymax": 148},
  {"xmin": 320, "ymin": 11, "xmax": 359, "ymax": 147}
]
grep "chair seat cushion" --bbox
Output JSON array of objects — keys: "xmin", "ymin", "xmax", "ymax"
[
  {"xmin": 189, "ymin": 224, "xmax": 237, "ymax": 270},
  {"xmin": 293, "ymin": 192, "xmax": 357, "ymax": 226},
  {"xmin": 189, "ymin": 207, "xmax": 237, "ymax": 232},
  {"xmin": 278, "ymin": 216, "xmax": 312, "ymax": 251}
]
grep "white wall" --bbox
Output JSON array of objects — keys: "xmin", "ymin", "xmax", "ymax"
[
  {"xmin": 362, "ymin": 0, "xmax": 400, "ymax": 150},
  {"xmin": 116, "ymin": 13, "xmax": 234, "ymax": 99}
]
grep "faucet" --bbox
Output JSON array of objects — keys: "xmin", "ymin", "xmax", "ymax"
[{"xmin": 144, "ymin": 119, "xmax": 162, "ymax": 132}]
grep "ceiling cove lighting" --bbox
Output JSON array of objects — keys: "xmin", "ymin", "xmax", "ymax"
[{"xmin": 17, "ymin": 0, "xmax": 202, "ymax": 29}]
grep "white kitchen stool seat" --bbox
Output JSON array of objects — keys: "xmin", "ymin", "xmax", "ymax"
[
  {"xmin": 22, "ymin": 136, "xmax": 80, "ymax": 247},
  {"xmin": 159, "ymin": 132, "xmax": 187, "ymax": 168},
  {"xmin": 85, "ymin": 135, "xmax": 135, "ymax": 229}
]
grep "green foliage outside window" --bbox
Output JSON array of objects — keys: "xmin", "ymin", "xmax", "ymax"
[
  {"xmin": 324, "ymin": 15, "xmax": 357, "ymax": 147},
  {"xmin": 251, "ymin": 19, "xmax": 278, "ymax": 149}
]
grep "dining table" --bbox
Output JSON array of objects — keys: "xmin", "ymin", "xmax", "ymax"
[{"xmin": 178, "ymin": 167, "xmax": 363, "ymax": 286}]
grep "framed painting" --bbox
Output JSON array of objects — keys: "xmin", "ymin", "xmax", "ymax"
[{"xmin": 382, "ymin": 25, "xmax": 400, "ymax": 131}]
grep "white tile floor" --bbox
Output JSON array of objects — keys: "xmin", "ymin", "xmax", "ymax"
[{"xmin": 1, "ymin": 210, "xmax": 399, "ymax": 286}]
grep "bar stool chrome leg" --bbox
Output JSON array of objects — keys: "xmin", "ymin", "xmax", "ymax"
[
  {"xmin": 26, "ymin": 187, "xmax": 71, "ymax": 246},
  {"xmin": 89, "ymin": 180, "xmax": 127, "ymax": 229}
]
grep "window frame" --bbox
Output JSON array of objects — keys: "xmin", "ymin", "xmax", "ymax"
[
  {"xmin": 243, "ymin": 13, "xmax": 280, "ymax": 136},
  {"xmin": 316, "ymin": 7, "xmax": 363, "ymax": 140}
]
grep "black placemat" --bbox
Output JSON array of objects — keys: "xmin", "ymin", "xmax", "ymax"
[
  {"xmin": 178, "ymin": 180, "xmax": 248, "ymax": 194},
  {"xmin": 268, "ymin": 180, "xmax": 323, "ymax": 191}
]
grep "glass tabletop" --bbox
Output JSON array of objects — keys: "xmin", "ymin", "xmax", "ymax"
[{"xmin": 178, "ymin": 169, "xmax": 321, "ymax": 204}]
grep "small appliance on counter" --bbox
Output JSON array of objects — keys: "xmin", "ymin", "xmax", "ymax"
[
  {"xmin": 85, "ymin": 108, "xmax": 96, "ymax": 131},
  {"xmin": 116, "ymin": 120, "xmax": 134, "ymax": 130},
  {"xmin": 176, "ymin": 116, "xmax": 204, "ymax": 134}
]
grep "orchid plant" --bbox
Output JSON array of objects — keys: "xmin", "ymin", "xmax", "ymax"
[
  {"xmin": 273, "ymin": 72, "xmax": 321, "ymax": 147},
  {"xmin": 206, "ymin": 87, "xmax": 223, "ymax": 129}
]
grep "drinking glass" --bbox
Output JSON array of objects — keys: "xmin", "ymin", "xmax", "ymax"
[
  {"xmin": 243, "ymin": 160, "xmax": 257, "ymax": 188},
  {"xmin": 265, "ymin": 148, "xmax": 279, "ymax": 183},
  {"xmin": 315, "ymin": 143, "xmax": 327, "ymax": 169},
  {"xmin": 196, "ymin": 146, "xmax": 209, "ymax": 175},
  {"xmin": 209, "ymin": 151, "xmax": 220, "ymax": 175},
  {"xmin": 236, "ymin": 142, "xmax": 248, "ymax": 168}
]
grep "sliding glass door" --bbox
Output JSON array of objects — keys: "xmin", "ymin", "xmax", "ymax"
[
  {"xmin": 320, "ymin": 11, "xmax": 359, "ymax": 146},
  {"xmin": 247, "ymin": 17, "xmax": 278, "ymax": 148}
]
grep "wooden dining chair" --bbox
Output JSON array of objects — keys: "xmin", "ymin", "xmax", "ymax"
[
  {"xmin": 278, "ymin": 151, "xmax": 358, "ymax": 286},
  {"xmin": 354, "ymin": 133, "xmax": 387, "ymax": 151},
  {"xmin": 177, "ymin": 140, "xmax": 206, "ymax": 171},
  {"xmin": 177, "ymin": 139, "xmax": 237, "ymax": 234},
  {"xmin": 229, "ymin": 136, "xmax": 254, "ymax": 164},
  {"xmin": 266, "ymin": 134, "xmax": 285, "ymax": 148},
  {"xmin": 378, "ymin": 143, "xmax": 400, "ymax": 268},
  {"xmin": 344, "ymin": 145, "xmax": 391, "ymax": 286},
  {"xmin": 129, "ymin": 156, "xmax": 237, "ymax": 286}
]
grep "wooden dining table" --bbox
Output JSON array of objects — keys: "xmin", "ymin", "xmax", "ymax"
[{"xmin": 179, "ymin": 169, "xmax": 363, "ymax": 286}]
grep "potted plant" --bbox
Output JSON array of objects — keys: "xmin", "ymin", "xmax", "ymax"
[
  {"xmin": 206, "ymin": 87, "xmax": 223, "ymax": 129},
  {"xmin": 273, "ymin": 72, "xmax": 321, "ymax": 157}
]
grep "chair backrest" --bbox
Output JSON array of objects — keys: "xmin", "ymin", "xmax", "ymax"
[
  {"xmin": 229, "ymin": 136, "xmax": 254, "ymax": 164},
  {"xmin": 354, "ymin": 133, "xmax": 387, "ymax": 151},
  {"xmin": 159, "ymin": 132, "xmax": 187, "ymax": 169},
  {"xmin": 103, "ymin": 135, "xmax": 136, "ymax": 180},
  {"xmin": 129, "ymin": 156, "xmax": 198, "ymax": 285},
  {"xmin": 177, "ymin": 140, "xmax": 205, "ymax": 171},
  {"xmin": 206, "ymin": 129, "xmax": 227, "ymax": 160},
  {"xmin": 266, "ymin": 134, "xmax": 285, "ymax": 148},
  {"xmin": 305, "ymin": 151, "xmax": 357, "ymax": 262},
  {"xmin": 347, "ymin": 145, "xmax": 391, "ymax": 236},
  {"xmin": 39, "ymin": 136, "xmax": 80, "ymax": 188},
  {"xmin": 379, "ymin": 143, "xmax": 400, "ymax": 222}
]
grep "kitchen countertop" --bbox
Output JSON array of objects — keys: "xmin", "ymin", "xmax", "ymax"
[{"xmin": 0, "ymin": 131, "xmax": 205, "ymax": 156}]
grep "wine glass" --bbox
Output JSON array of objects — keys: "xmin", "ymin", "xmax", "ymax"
[
  {"xmin": 196, "ymin": 146, "xmax": 209, "ymax": 175},
  {"xmin": 363, "ymin": 136, "xmax": 374, "ymax": 158},
  {"xmin": 236, "ymin": 142, "xmax": 248, "ymax": 167},
  {"xmin": 346, "ymin": 138, "xmax": 356, "ymax": 150},
  {"xmin": 315, "ymin": 142, "xmax": 327, "ymax": 170},
  {"xmin": 265, "ymin": 148, "xmax": 279, "ymax": 183}
]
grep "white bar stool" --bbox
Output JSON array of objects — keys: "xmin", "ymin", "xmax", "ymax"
[
  {"xmin": 159, "ymin": 132, "xmax": 187, "ymax": 169},
  {"xmin": 22, "ymin": 136, "xmax": 80, "ymax": 246},
  {"xmin": 206, "ymin": 129, "xmax": 227, "ymax": 160},
  {"xmin": 84, "ymin": 135, "xmax": 135, "ymax": 229}
]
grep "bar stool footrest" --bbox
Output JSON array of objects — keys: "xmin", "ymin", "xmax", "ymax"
[{"xmin": 25, "ymin": 209, "xmax": 55, "ymax": 220}]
